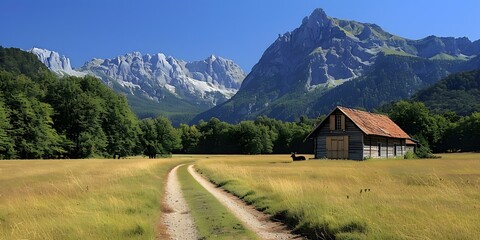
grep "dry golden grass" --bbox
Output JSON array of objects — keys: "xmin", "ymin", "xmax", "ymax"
[
  {"xmin": 196, "ymin": 153, "xmax": 480, "ymax": 239},
  {"xmin": 0, "ymin": 157, "xmax": 190, "ymax": 240},
  {"xmin": 2, "ymin": 154, "xmax": 479, "ymax": 239}
]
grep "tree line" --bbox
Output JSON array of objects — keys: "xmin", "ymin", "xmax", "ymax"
[
  {"xmin": 137, "ymin": 116, "xmax": 317, "ymax": 158},
  {"xmin": 0, "ymin": 46, "xmax": 319, "ymax": 159},
  {"xmin": 177, "ymin": 116, "xmax": 317, "ymax": 155},
  {"xmin": 382, "ymin": 100, "xmax": 480, "ymax": 156}
]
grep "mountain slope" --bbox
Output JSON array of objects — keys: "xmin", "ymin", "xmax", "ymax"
[
  {"xmin": 413, "ymin": 70, "xmax": 480, "ymax": 116},
  {"xmin": 193, "ymin": 8, "xmax": 480, "ymax": 123}
]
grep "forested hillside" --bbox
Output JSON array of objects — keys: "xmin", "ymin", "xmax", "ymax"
[
  {"xmin": 0, "ymin": 47, "xmax": 48, "ymax": 79},
  {"xmin": 413, "ymin": 70, "xmax": 480, "ymax": 116},
  {"xmin": 0, "ymin": 47, "xmax": 139, "ymax": 159}
]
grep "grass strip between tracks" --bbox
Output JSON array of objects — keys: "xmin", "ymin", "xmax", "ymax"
[{"xmin": 177, "ymin": 164, "xmax": 258, "ymax": 240}]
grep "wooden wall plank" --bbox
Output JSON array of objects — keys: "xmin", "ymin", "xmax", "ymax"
[{"xmin": 329, "ymin": 115, "xmax": 335, "ymax": 130}]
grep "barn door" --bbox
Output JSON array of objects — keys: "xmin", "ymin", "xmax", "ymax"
[{"xmin": 326, "ymin": 136, "xmax": 349, "ymax": 159}]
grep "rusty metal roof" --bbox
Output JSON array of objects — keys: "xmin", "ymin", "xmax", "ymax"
[
  {"xmin": 306, "ymin": 106, "xmax": 412, "ymax": 139},
  {"xmin": 405, "ymin": 139, "xmax": 416, "ymax": 145},
  {"xmin": 337, "ymin": 106, "xmax": 411, "ymax": 139}
]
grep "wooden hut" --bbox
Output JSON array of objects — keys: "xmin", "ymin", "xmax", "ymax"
[{"xmin": 306, "ymin": 106, "xmax": 416, "ymax": 160}]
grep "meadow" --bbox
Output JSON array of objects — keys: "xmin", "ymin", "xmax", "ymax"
[
  {"xmin": 196, "ymin": 154, "xmax": 480, "ymax": 239},
  {"xmin": 1, "ymin": 154, "xmax": 479, "ymax": 240},
  {"xmin": 0, "ymin": 157, "xmax": 191, "ymax": 240}
]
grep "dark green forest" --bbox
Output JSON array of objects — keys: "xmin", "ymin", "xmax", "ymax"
[
  {"xmin": 413, "ymin": 70, "xmax": 480, "ymax": 116},
  {"xmin": 0, "ymin": 47, "xmax": 479, "ymax": 159}
]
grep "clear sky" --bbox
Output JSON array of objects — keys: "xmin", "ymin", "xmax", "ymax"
[{"xmin": 1, "ymin": 0, "xmax": 479, "ymax": 72}]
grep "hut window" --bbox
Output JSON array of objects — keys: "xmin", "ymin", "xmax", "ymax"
[
  {"xmin": 335, "ymin": 115, "xmax": 342, "ymax": 130},
  {"xmin": 330, "ymin": 114, "xmax": 345, "ymax": 130}
]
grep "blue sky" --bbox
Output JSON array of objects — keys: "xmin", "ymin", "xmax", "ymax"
[{"xmin": 1, "ymin": 0, "xmax": 479, "ymax": 71}]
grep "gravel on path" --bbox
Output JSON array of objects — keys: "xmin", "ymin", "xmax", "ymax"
[{"xmin": 162, "ymin": 164, "xmax": 198, "ymax": 240}]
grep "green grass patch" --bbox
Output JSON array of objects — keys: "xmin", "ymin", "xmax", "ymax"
[
  {"xmin": 381, "ymin": 48, "xmax": 417, "ymax": 57},
  {"xmin": 429, "ymin": 53, "xmax": 468, "ymax": 61},
  {"xmin": 177, "ymin": 164, "xmax": 258, "ymax": 240}
]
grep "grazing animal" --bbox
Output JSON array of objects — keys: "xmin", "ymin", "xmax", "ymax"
[{"xmin": 291, "ymin": 153, "xmax": 306, "ymax": 161}]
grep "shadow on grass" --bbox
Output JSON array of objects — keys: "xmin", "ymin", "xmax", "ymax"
[{"xmin": 272, "ymin": 210, "xmax": 368, "ymax": 240}]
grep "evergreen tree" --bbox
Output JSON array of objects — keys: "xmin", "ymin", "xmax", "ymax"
[{"xmin": 413, "ymin": 70, "xmax": 480, "ymax": 116}]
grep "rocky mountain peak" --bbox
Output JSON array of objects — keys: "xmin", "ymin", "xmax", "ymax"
[
  {"xmin": 302, "ymin": 8, "xmax": 330, "ymax": 26},
  {"xmin": 207, "ymin": 54, "xmax": 217, "ymax": 62},
  {"xmin": 79, "ymin": 51, "xmax": 246, "ymax": 106},
  {"xmin": 258, "ymin": 8, "xmax": 480, "ymax": 92},
  {"xmin": 29, "ymin": 47, "xmax": 85, "ymax": 77},
  {"xmin": 297, "ymin": 8, "xmax": 340, "ymax": 46}
]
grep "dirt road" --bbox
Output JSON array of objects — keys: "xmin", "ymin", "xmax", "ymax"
[
  {"xmin": 162, "ymin": 164, "xmax": 198, "ymax": 240},
  {"xmin": 187, "ymin": 164, "xmax": 301, "ymax": 240}
]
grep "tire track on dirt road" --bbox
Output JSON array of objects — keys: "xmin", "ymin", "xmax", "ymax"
[
  {"xmin": 161, "ymin": 164, "xmax": 198, "ymax": 240},
  {"xmin": 187, "ymin": 164, "xmax": 302, "ymax": 240}
]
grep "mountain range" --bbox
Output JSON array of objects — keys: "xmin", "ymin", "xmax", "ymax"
[
  {"xmin": 30, "ymin": 48, "xmax": 246, "ymax": 123},
  {"xmin": 193, "ymin": 8, "xmax": 480, "ymax": 123},
  {"xmin": 30, "ymin": 8, "xmax": 480, "ymax": 125}
]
